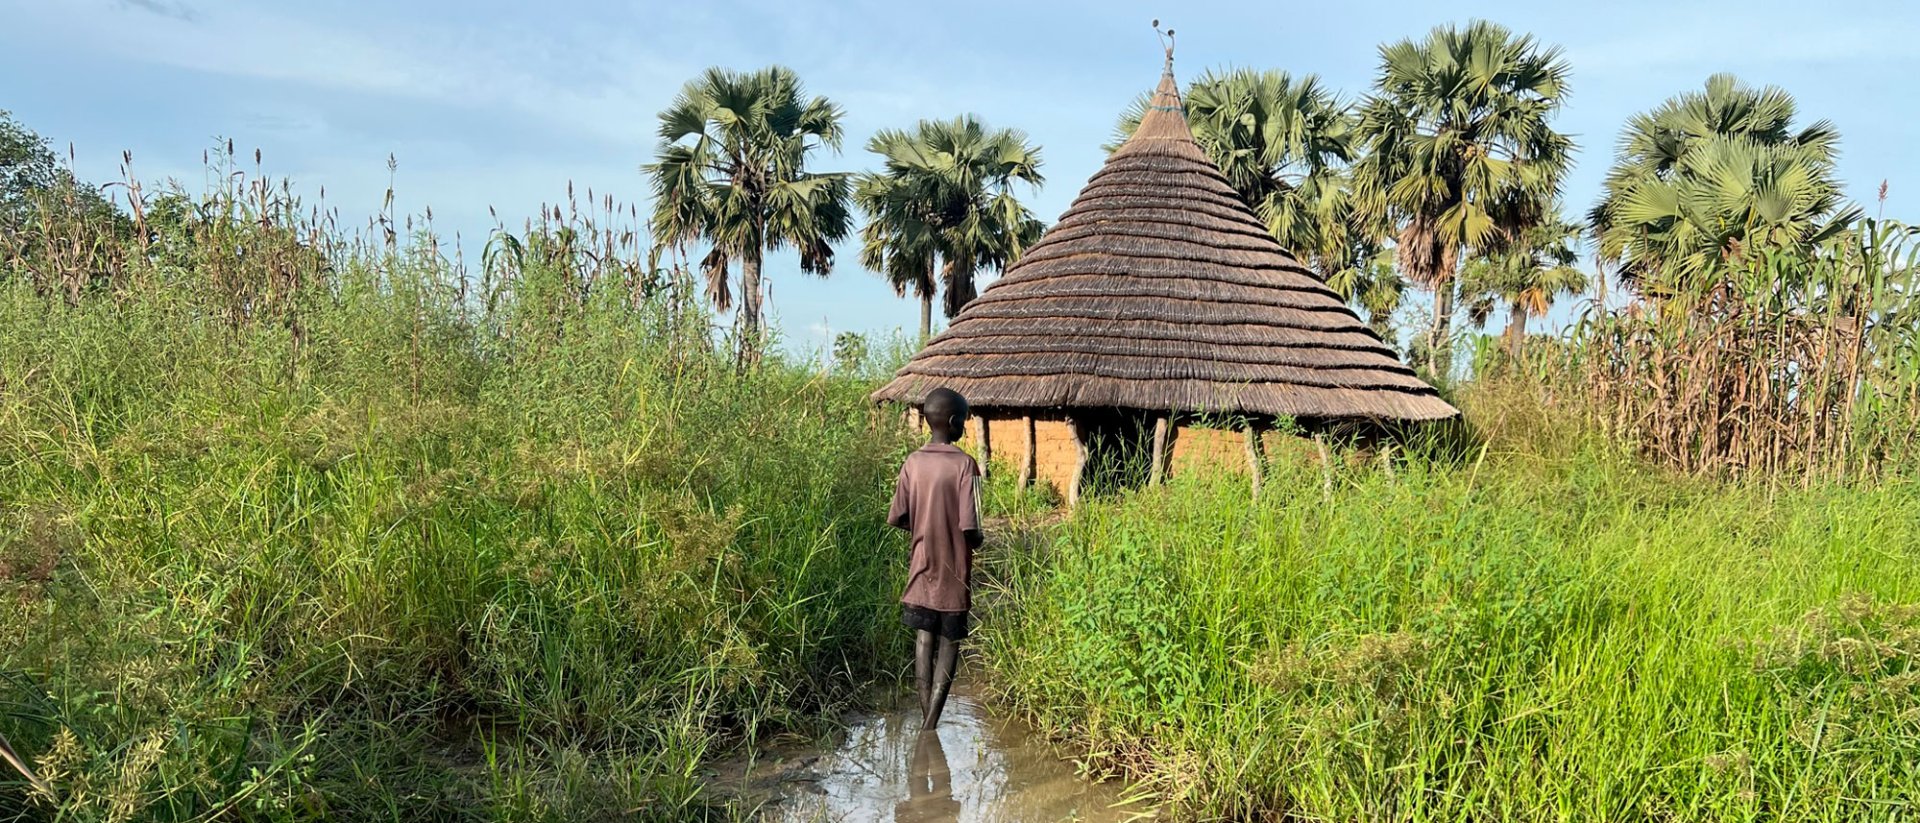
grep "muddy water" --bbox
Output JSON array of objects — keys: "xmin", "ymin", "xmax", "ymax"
[{"xmin": 714, "ymin": 684, "xmax": 1152, "ymax": 822}]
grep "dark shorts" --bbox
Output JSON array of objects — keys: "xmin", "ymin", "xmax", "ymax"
[{"xmin": 902, "ymin": 604, "xmax": 969, "ymax": 640}]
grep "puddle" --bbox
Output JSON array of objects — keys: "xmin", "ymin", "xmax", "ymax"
[{"xmin": 713, "ymin": 684, "xmax": 1152, "ymax": 822}]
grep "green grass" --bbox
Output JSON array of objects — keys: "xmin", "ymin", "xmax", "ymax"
[
  {"xmin": 0, "ymin": 278, "xmax": 914, "ymax": 821},
  {"xmin": 11, "ymin": 273, "xmax": 1918, "ymax": 821},
  {"xmin": 5, "ymin": 164, "xmax": 1918, "ymax": 821},
  {"xmin": 973, "ymin": 425, "xmax": 1920, "ymax": 820}
]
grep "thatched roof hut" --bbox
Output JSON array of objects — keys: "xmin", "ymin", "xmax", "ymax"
[{"xmin": 873, "ymin": 58, "xmax": 1455, "ymax": 501}]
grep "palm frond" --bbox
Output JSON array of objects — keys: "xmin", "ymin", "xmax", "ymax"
[{"xmin": 855, "ymin": 114, "xmax": 1047, "ymax": 319}]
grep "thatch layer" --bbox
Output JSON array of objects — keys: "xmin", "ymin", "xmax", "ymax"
[
  {"xmin": 939, "ymin": 317, "xmax": 1392, "ymax": 353},
  {"xmin": 872, "ymin": 67, "xmax": 1457, "ymax": 422},
  {"xmin": 960, "ymin": 296, "xmax": 1366, "ymax": 332}
]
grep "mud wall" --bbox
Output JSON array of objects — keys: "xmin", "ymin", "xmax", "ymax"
[{"xmin": 957, "ymin": 413, "xmax": 1327, "ymax": 500}]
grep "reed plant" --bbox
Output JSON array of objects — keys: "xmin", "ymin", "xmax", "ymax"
[{"xmin": 1546, "ymin": 219, "xmax": 1920, "ymax": 480}]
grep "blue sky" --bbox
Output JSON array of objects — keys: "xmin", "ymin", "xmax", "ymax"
[{"xmin": 6, "ymin": 0, "xmax": 1917, "ymax": 353}]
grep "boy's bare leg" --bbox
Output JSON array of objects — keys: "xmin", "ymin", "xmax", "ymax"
[
  {"xmin": 923, "ymin": 637, "xmax": 961, "ymax": 728},
  {"xmin": 914, "ymin": 629, "xmax": 936, "ymax": 718}
]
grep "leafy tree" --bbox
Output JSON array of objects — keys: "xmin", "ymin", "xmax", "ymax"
[
  {"xmin": 1, "ymin": 110, "xmax": 130, "ymax": 302},
  {"xmin": 855, "ymin": 175, "xmax": 938, "ymax": 341},
  {"xmin": 831, "ymin": 331, "xmax": 868, "ymax": 374},
  {"xmin": 1, "ymin": 110, "xmax": 60, "ymax": 226},
  {"xmin": 1326, "ymin": 249, "xmax": 1406, "ymax": 343},
  {"xmin": 1, "ymin": 111, "xmax": 119, "ymax": 231},
  {"xmin": 1590, "ymin": 74, "xmax": 1861, "ymax": 294},
  {"xmin": 1114, "ymin": 68, "xmax": 1359, "ymax": 274},
  {"xmin": 1352, "ymin": 20, "xmax": 1574, "ymax": 374},
  {"xmin": 1462, "ymin": 211, "xmax": 1590, "ymax": 359},
  {"xmin": 645, "ymin": 66, "xmax": 852, "ymax": 361},
  {"xmin": 856, "ymin": 116, "xmax": 1044, "ymax": 342}
]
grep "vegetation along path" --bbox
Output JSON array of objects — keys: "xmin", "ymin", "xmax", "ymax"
[{"xmin": 4, "ymin": 9, "xmax": 1920, "ymax": 818}]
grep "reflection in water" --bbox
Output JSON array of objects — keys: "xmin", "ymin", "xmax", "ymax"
[
  {"xmin": 898, "ymin": 731, "xmax": 960, "ymax": 823},
  {"xmin": 722, "ymin": 687, "xmax": 1147, "ymax": 822}
]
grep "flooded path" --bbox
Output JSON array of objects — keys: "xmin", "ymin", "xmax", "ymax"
[{"xmin": 712, "ymin": 683, "xmax": 1152, "ymax": 821}]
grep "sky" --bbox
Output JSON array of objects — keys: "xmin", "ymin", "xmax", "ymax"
[{"xmin": 5, "ymin": 0, "xmax": 1918, "ymax": 353}]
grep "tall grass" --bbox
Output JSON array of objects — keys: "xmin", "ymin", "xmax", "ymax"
[
  {"xmin": 975, "ymin": 397, "xmax": 1920, "ymax": 820},
  {"xmin": 9, "ymin": 131, "xmax": 1920, "ymax": 823},
  {"xmin": 0, "ymin": 156, "xmax": 913, "ymax": 820}
]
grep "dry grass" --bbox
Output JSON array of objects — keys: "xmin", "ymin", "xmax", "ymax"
[{"xmin": 1547, "ymin": 220, "xmax": 1920, "ymax": 480}]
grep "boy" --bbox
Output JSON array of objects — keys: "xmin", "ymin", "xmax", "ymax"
[{"xmin": 886, "ymin": 387, "xmax": 983, "ymax": 729}]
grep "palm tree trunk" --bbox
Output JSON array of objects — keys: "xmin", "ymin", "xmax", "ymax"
[
  {"xmin": 1506, "ymin": 303, "xmax": 1528, "ymax": 361},
  {"xmin": 919, "ymin": 254, "xmax": 936, "ymax": 343},
  {"xmin": 943, "ymin": 252, "xmax": 977, "ymax": 320},
  {"xmin": 919, "ymin": 291, "xmax": 933, "ymax": 344},
  {"xmin": 1428, "ymin": 279, "xmax": 1455, "ymax": 376},
  {"xmin": 740, "ymin": 248, "xmax": 764, "ymax": 364}
]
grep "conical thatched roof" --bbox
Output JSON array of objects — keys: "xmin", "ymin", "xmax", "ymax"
[{"xmin": 872, "ymin": 63, "xmax": 1457, "ymax": 422}]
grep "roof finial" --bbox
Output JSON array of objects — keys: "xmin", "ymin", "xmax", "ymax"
[{"xmin": 1152, "ymin": 19, "xmax": 1175, "ymax": 74}]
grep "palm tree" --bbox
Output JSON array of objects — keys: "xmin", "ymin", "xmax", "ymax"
[
  {"xmin": 1326, "ymin": 249, "xmax": 1407, "ymax": 343},
  {"xmin": 1462, "ymin": 212, "xmax": 1590, "ymax": 359},
  {"xmin": 644, "ymin": 66, "xmax": 852, "ymax": 361},
  {"xmin": 1590, "ymin": 74, "xmax": 1861, "ymax": 294},
  {"xmin": 855, "ymin": 176, "xmax": 939, "ymax": 340},
  {"xmin": 856, "ymin": 116, "xmax": 1045, "ymax": 341},
  {"xmin": 1352, "ymin": 20, "xmax": 1574, "ymax": 374},
  {"xmin": 1113, "ymin": 68, "xmax": 1359, "ymax": 274}
]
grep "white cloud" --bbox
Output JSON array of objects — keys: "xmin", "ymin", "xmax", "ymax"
[
  {"xmin": 21, "ymin": 1, "xmax": 693, "ymax": 147},
  {"xmin": 114, "ymin": 0, "xmax": 194, "ymax": 21}
]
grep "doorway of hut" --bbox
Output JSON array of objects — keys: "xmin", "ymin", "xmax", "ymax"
[{"xmin": 1076, "ymin": 408, "xmax": 1156, "ymax": 496}]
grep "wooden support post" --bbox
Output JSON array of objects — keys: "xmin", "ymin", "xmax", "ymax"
[
  {"xmin": 1245, "ymin": 421, "xmax": 1267, "ymax": 500},
  {"xmin": 1017, "ymin": 417, "xmax": 1035, "ymax": 491},
  {"xmin": 979, "ymin": 418, "xmax": 992, "ymax": 479},
  {"xmin": 1067, "ymin": 417, "xmax": 1089, "ymax": 508},
  {"xmin": 1314, "ymin": 433, "xmax": 1334, "ymax": 497},
  {"xmin": 1149, "ymin": 415, "xmax": 1170, "ymax": 486}
]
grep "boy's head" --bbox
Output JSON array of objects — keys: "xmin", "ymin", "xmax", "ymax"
[{"xmin": 922, "ymin": 388, "xmax": 969, "ymax": 442}]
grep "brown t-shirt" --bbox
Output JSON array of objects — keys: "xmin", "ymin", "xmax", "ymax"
[{"xmin": 886, "ymin": 443, "xmax": 982, "ymax": 613}]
